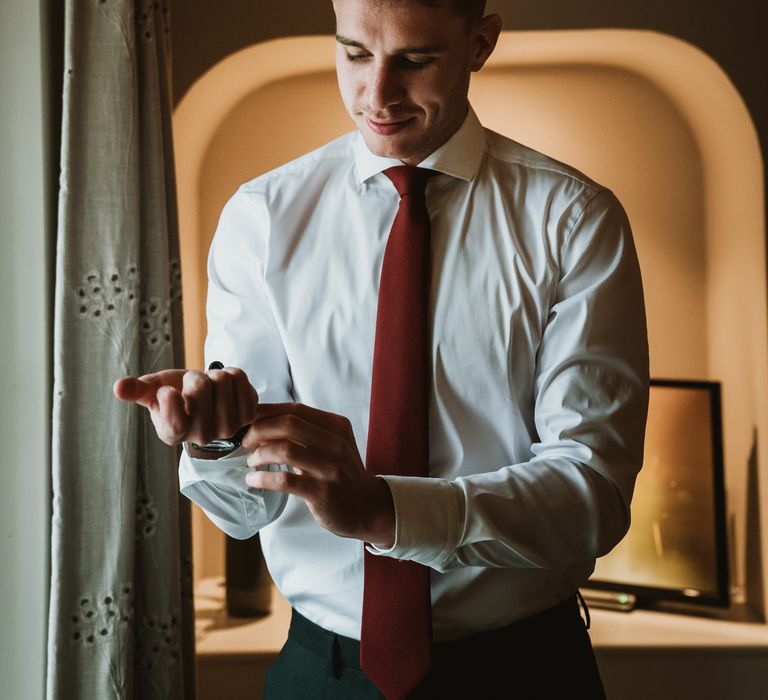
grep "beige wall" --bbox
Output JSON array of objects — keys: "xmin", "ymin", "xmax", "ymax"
[{"xmin": 170, "ymin": 0, "xmax": 767, "ymax": 173}]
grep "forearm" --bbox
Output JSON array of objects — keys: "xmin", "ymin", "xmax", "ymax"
[
  {"xmin": 372, "ymin": 451, "xmax": 632, "ymax": 572},
  {"xmin": 453, "ymin": 456, "xmax": 631, "ymax": 569}
]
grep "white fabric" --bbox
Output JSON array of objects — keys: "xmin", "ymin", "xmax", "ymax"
[{"xmin": 179, "ymin": 107, "xmax": 649, "ymax": 642}]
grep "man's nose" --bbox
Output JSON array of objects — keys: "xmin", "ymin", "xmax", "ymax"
[{"xmin": 367, "ymin": 61, "xmax": 403, "ymax": 112}]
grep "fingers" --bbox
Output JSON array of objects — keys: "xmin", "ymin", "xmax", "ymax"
[
  {"xmin": 207, "ymin": 369, "xmax": 237, "ymax": 438},
  {"xmin": 183, "ymin": 371, "xmax": 215, "ymax": 444},
  {"xmin": 218, "ymin": 367, "xmax": 259, "ymax": 431},
  {"xmin": 247, "ymin": 439, "xmax": 314, "ymax": 470},
  {"xmin": 115, "ymin": 366, "xmax": 258, "ymax": 446},
  {"xmin": 241, "ymin": 403, "xmax": 376, "ymax": 541},
  {"xmin": 244, "ymin": 411, "xmax": 351, "ymax": 480},
  {"xmin": 245, "ymin": 468, "xmax": 314, "ymax": 501},
  {"xmin": 201, "ymin": 367, "xmax": 259, "ymax": 441},
  {"xmin": 247, "ymin": 402, "xmax": 353, "ymax": 440},
  {"xmin": 153, "ymin": 385, "xmax": 190, "ymax": 444},
  {"xmin": 182, "ymin": 366, "xmax": 259, "ymax": 444},
  {"xmin": 225, "ymin": 367, "xmax": 259, "ymax": 425},
  {"xmin": 243, "ymin": 411, "xmax": 327, "ymax": 451}
]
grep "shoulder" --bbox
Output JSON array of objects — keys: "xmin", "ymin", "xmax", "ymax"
[
  {"xmin": 483, "ymin": 128, "xmax": 608, "ymax": 207},
  {"xmin": 236, "ymin": 132, "xmax": 357, "ymax": 202},
  {"xmin": 480, "ymin": 128, "xmax": 629, "ymax": 253},
  {"xmin": 214, "ymin": 131, "xmax": 357, "ymax": 250}
]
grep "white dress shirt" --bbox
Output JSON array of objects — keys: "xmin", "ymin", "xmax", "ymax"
[{"xmin": 179, "ymin": 107, "xmax": 649, "ymax": 642}]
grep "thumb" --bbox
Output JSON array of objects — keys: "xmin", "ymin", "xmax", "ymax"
[
  {"xmin": 113, "ymin": 376, "xmax": 159, "ymax": 409},
  {"xmin": 113, "ymin": 369, "xmax": 186, "ymax": 409}
]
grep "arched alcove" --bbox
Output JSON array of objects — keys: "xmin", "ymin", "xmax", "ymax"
[{"xmin": 173, "ymin": 30, "xmax": 768, "ymax": 618}]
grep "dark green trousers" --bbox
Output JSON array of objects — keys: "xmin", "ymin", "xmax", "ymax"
[{"xmin": 264, "ymin": 595, "xmax": 607, "ymax": 699}]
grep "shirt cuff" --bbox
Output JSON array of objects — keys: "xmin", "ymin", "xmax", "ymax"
[
  {"xmin": 366, "ymin": 475, "xmax": 460, "ymax": 569},
  {"xmin": 179, "ymin": 444, "xmax": 288, "ymax": 538}
]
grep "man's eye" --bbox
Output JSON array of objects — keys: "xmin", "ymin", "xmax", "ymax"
[
  {"xmin": 401, "ymin": 57, "xmax": 434, "ymax": 70},
  {"xmin": 345, "ymin": 52, "xmax": 371, "ymax": 62}
]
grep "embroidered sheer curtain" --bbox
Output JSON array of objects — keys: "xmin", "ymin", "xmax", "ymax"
[{"xmin": 46, "ymin": 2, "xmax": 195, "ymax": 697}]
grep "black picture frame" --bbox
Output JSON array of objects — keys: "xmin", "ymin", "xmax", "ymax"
[{"xmin": 584, "ymin": 379, "xmax": 730, "ymax": 610}]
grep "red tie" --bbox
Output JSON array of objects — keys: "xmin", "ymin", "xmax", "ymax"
[{"xmin": 361, "ymin": 166, "xmax": 434, "ymax": 700}]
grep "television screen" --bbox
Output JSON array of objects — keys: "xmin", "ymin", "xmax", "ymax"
[{"xmin": 585, "ymin": 379, "xmax": 729, "ymax": 609}]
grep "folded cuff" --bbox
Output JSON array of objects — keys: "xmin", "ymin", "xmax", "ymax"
[
  {"xmin": 179, "ymin": 445, "xmax": 287, "ymax": 539},
  {"xmin": 366, "ymin": 475, "xmax": 460, "ymax": 570}
]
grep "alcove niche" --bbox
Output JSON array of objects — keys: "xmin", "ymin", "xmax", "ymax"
[{"xmin": 173, "ymin": 31, "xmax": 768, "ymax": 622}]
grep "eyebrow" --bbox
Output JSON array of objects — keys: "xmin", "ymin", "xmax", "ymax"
[{"xmin": 335, "ymin": 34, "xmax": 446, "ymax": 54}]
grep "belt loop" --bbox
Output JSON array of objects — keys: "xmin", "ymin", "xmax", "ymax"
[{"xmin": 327, "ymin": 633, "xmax": 342, "ymax": 680}]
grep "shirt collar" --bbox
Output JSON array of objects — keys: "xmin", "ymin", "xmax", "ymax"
[{"xmin": 353, "ymin": 105, "xmax": 486, "ymax": 185}]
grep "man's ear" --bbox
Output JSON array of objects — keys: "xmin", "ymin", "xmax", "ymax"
[{"xmin": 470, "ymin": 13, "xmax": 503, "ymax": 72}]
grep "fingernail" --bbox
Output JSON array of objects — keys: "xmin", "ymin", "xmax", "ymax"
[{"xmin": 245, "ymin": 473, "xmax": 258, "ymax": 488}]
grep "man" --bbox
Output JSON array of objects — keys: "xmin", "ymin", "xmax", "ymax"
[{"xmin": 116, "ymin": 0, "xmax": 649, "ymax": 697}]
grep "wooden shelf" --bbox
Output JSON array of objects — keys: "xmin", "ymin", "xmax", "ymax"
[{"xmin": 588, "ymin": 607, "xmax": 768, "ymax": 651}]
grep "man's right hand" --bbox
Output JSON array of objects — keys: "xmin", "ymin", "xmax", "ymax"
[{"xmin": 113, "ymin": 367, "xmax": 259, "ymax": 447}]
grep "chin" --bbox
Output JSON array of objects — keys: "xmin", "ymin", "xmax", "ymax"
[{"xmin": 362, "ymin": 134, "xmax": 417, "ymax": 162}]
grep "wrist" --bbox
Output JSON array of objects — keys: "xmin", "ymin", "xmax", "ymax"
[{"xmin": 363, "ymin": 476, "xmax": 396, "ymax": 549}]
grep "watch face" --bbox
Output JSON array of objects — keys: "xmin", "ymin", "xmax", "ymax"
[
  {"xmin": 189, "ymin": 438, "xmax": 238, "ymax": 453},
  {"xmin": 190, "ymin": 424, "xmax": 249, "ymax": 453}
]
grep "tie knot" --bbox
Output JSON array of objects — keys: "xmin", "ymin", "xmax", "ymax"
[{"xmin": 383, "ymin": 166, "xmax": 434, "ymax": 198}]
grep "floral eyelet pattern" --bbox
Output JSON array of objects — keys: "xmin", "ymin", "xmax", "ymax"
[
  {"xmin": 77, "ymin": 263, "xmax": 139, "ymax": 322},
  {"xmin": 71, "ymin": 584, "xmax": 134, "ymax": 648},
  {"xmin": 135, "ymin": 489, "xmax": 160, "ymax": 540}
]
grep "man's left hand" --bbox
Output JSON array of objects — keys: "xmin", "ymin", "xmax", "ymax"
[{"xmin": 242, "ymin": 403, "xmax": 395, "ymax": 549}]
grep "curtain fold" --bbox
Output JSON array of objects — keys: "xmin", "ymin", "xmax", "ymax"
[{"xmin": 47, "ymin": 1, "xmax": 195, "ymax": 697}]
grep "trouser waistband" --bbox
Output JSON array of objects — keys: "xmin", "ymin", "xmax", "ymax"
[{"xmin": 287, "ymin": 594, "xmax": 581, "ymax": 672}]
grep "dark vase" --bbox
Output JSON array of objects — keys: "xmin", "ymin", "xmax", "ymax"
[{"xmin": 225, "ymin": 532, "xmax": 272, "ymax": 617}]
